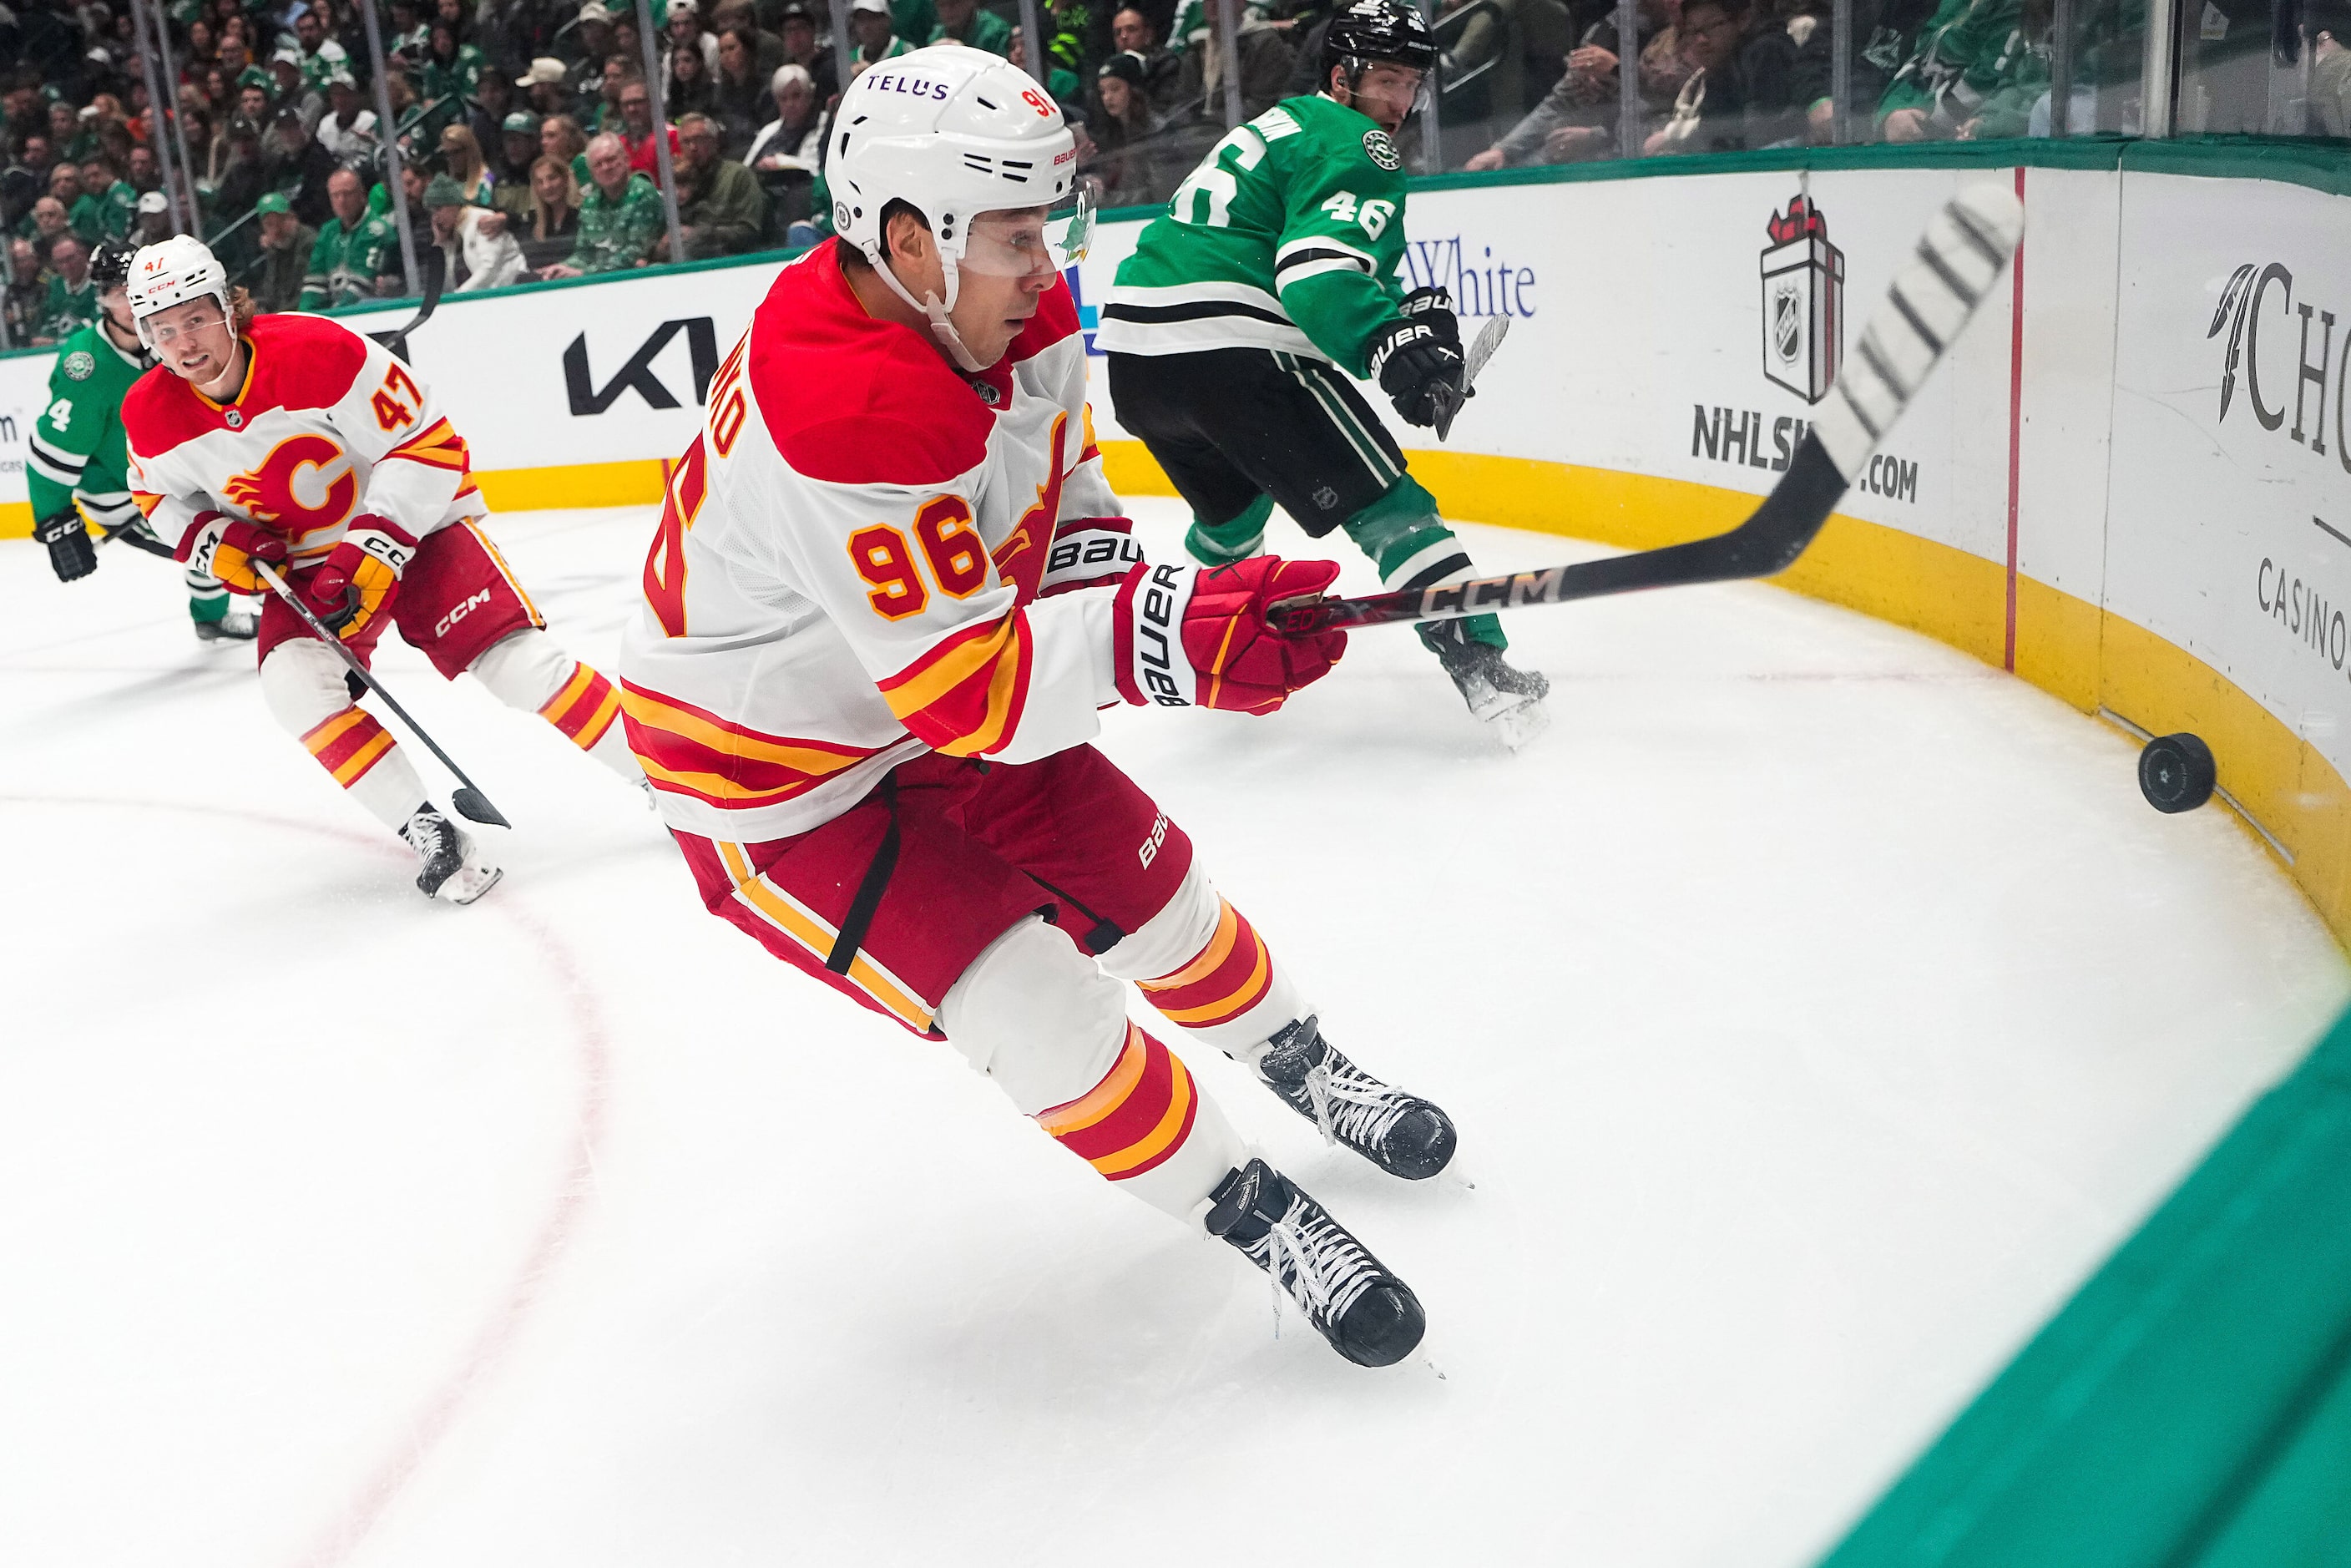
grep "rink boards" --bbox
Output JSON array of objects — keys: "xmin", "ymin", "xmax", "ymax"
[{"xmin": 2, "ymin": 149, "xmax": 2348, "ymax": 938}]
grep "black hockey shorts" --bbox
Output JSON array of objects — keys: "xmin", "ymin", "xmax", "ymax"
[{"xmin": 1105, "ymin": 346, "xmax": 1407, "ymax": 540}]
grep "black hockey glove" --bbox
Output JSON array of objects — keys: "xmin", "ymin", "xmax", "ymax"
[
  {"xmin": 1398, "ymin": 286, "xmax": 1463, "ymax": 354},
  {"xmin": 33, "ymin": 507, "xmax": 97, "ymax": 583},
  {"xmin": 1366, "ymin": 312, "xmax": 1468, "ymax": 429}
]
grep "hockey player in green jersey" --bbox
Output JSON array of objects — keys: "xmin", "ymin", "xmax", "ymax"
[
  {"xmin": 26, "ymin": 240, "xmax": 253, "ymax": 641},
  {"xmin": 1099, "ymin": 0, "xmax": 1549, "ymax": 745}
]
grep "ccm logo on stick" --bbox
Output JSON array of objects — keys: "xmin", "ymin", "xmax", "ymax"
[{"xmin": 435, "ymin": 589, "xmax": 493, "ymax": 637}]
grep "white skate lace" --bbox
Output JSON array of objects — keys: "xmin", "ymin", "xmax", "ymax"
[
  {"xmin": 400, "ymin": 813, "xmax": 446, "ymax": 857},
  {"xmin": 1295, "ymin": 1051, "xmax": 1414, "ymax": 1157},
  {"xmin": 1251, "ymin": 1191, "xmax": 1383, "ymax": 1338}
]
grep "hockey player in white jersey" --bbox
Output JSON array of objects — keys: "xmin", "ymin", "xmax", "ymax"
[
  {"xmin": 619, "ymin": 43, "xmax": 1454, "ymax": 1366},
  {"xmin": 120, "ymin": 237, "xmax": 645, "ymax": 903}
]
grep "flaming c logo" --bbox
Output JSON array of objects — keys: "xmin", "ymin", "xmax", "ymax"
[{"xmin": 220, "ymin": 434, "xmax": 358, "ymax": 541}]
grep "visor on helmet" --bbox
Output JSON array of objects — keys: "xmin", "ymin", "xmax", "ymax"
[{"xmin": 953, "ymin": 186, "xmax": 1095, "ymax": 279}]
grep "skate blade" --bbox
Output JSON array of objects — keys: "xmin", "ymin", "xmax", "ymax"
[
  {"xmin": 1484, "ymin": 695, "xmax": 1550, "ymax": 751},
  {"xmin": 439, "ymin": 862, "xmax": 505, "ymax": 906}
]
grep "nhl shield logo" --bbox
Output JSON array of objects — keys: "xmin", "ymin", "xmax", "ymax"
[{"xmin": 1759, "ymin": 195, "xmax": 1844, "ymax": 404}]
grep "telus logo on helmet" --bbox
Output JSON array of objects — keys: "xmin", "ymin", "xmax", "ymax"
[{"xmin": 862, "ymin": 73, "xmax": 949, "ymax": 99}]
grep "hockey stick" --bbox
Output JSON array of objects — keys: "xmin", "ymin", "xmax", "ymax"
[
  {"xmin": 366, "ymin": 244, "xmax": 447, "ymax": 365},
  {"xmin": 95, "ymin": 518, "xmax": 179, "ymax": 560},
  {"xmin": 250, "ymin": 559, "xmax": 513, "ymax": 829},
  {"xmin": 1430, "ymin": 313, "xmax": 1509, "ymax": 442},
  {"xmin": 1271, "ymin": 185, "xmax": 2026, "ymax": 635}
]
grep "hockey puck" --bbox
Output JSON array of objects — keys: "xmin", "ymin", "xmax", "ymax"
[{"xmin": 2138, "ymin": 732, "xmax": 2217, "ymax": 814}]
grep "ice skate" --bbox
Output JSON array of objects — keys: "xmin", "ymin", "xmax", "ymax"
[
  {"xmin": 192, "ymin": 604, "xmax": 258, "ymax": 643},
  {"xmin": 401, "ymin": 806, "xmax": 503, "ymax": 904},
  {"xmin": 1206, "ymin": 1158, "xmax": 1425, "ymax": 1368},
  {"xmin": 1430, "ymin": 632, "xmax": 1550, "ymax": 750},
  {"xmin": 1255, "ymin": 1016, "xmax": 1456, "ymax": 1181}
]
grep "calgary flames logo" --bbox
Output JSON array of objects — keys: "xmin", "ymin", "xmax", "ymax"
[
  {"xmin": 220, "ymin": 434, "xmax": 357, "ymax": 541},
  {"xmin": 988, "ymin": 413, "xmax": 1069, "ymax": 604}
]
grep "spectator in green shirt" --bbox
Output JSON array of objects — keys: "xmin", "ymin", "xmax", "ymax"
[
  {"xmin": 291, "ymin": 5, "xmax": 354, "ymax": 91},
  {"xmin": 250, "ymin": 192, "xmax": 319, "ymax": 315},
  {"xmin": 39, "ymin": 236, "xmax": 95, "ymax": 344},
  {"xmin": 926, "ymin": 0, "xmax": 1013, "ymax": 54},
  {"xmin": 68, "ymin": 157, "xmax": 136, "ymax": 244},
  {"xmin": 301, "ymin": 168, "xmax": 404, "ymax": 306},
  {"xmin": 850, "ymin": 0, "xmax": 915, "ymax": 69},
  {"xmin": 421, "ymin": 20, "xmax": 489, "ymax": 101},
  {"xmin": 543, "ymin": 132, "xmax": 666, "ymax": 277}
]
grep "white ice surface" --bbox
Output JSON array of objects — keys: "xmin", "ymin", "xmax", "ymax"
[{"xmin": 1, "ymin": 500, "xmax": 2342, "ymax": 1568}]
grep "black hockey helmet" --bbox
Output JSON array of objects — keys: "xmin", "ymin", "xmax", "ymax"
[
  {"xmin": 1322, "ymin": 0, "xmax": 1438, "ymax": 81},
  {"xmin": 89, "ymin": 236, "xmax": 139, "ymax": 291}
]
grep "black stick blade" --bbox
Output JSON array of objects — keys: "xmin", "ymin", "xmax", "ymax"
[{"xmin": 450, "ymin": 787, "xmax": 510, "ymax": 829}]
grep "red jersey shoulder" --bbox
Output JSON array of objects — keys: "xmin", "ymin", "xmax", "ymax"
[
  {"xmin": 121, "ymin": 363, "xmax": 207, "ymax": 456},
  {"xmin": 1006, "ymin": 276, "xmax": 1081, "ymax": 364},
  {"xmin": 242, "ymin": 312, "xmax": 372, "ymax": 413},
  {"xmin": 749, "ymin": 247, "xmax": 991, "ymax": 487}
]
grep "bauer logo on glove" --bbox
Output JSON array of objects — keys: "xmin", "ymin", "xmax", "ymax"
[{"xmin": 1113, "ymin": 556, "xmax": 1347, "ymax": 715}]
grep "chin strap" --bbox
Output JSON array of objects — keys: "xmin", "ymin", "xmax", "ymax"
[{"xmin": 870, "ymin": 250, "xmax": 989, "ymax": 373}]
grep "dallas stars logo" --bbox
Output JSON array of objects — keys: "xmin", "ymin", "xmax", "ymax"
[{"xmin": 1362, "ymin": 129, "xmax": 1401, "ymax": 171}]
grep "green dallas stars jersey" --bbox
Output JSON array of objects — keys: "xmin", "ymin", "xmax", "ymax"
[
  {"xmin": 25, "ymin": 318, "xmax": 149, "ymax": 533},
  {"xmin": 1099, "ymin": 93, "xmax": 1411, "ymax": 378}
]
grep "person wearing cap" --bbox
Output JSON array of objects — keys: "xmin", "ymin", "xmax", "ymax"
[
  {"xmin": 554, "ymin": 2, "xmax": 619, "ymax": 81},
  {"xmin": 291, "ymin": 5, "xmax": 354, "ymax": 93},
  {"xmin": 133, "ymin": 188, "xmax": 171, "ymax": 247},
  {"xmin": 664, "ymin": 0, "xmax": 724, "ymax": 79},
  {"xmin": 517, "ymin": 57, "xmax": 576, "ymax": 121},
  {"xmin": 423, "ymin": 171, "xmax": 527, "ymax": 291},
  {"xmin": 1086, "ymin": 51, "xmax": 1171, "ymax": 208},
  {"xmin": 265, "ymin": 104, "xmax": 338, "ymax": 227},
  {"xmin": 265, "ymin": 52, "xmax": 325, "ymax": 135},
  {"xmin": 848, "ymin": 0, "xmax": 913, "ymax": 72},
  {"xmin": 925, "ymin": 0, "xmax": 1012, "ymax": 55},
  {"xmin": 541, "ymin": 130, "xmax": 663, "ymax": 277},
  {"xmin": 250, "ymin": 190, "xmax": 318, "ymax": 314},
  {"xmin": 492, "ymin": 110, "xmax": 544, "ymax": 220},
  {"xmin": 317, "ymin": 73, "xmax": 381, "ymax": 163},
  {"xmin": 774, "ymin": 3, "xmax": 841, "ymax": 99},
  {"xmin": 301, "ymin": 166, "xmax": 402, "ymax": 307}
]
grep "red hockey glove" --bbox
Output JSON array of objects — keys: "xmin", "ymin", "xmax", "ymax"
[
  {"xmin": 1114, "ymin": 557, "xmax": 1347, "ymax": 715},
  {"xmin": 300, "ymin": 514, "xmax": 417, "ymax": 640},
  {"xmin": 182, "ymin": 509, "xmax": 288, "ymax": 594}
]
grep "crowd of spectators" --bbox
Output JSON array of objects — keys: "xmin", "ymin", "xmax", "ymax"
[{"xmin": 0, "ymin": 0, "xmax": 2335, "ymax": 344}]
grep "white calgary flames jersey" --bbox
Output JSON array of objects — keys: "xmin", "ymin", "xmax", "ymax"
[
  {"xmin": 124, "ymin": 311, "xmax": 484, "ymax": 562},
  {"xmin": 618, "ymin": 245, "xmax": 1147, "ymax": 843}
]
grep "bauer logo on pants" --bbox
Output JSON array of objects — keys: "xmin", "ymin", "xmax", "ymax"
[{"xmin": 1761, "ymin": 195, "xmax": 1844, "ymax": 405}]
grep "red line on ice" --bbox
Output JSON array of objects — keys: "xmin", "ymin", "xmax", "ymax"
[{"xmin": 0, "ymin": 797, "xmax": 611, "ymax": 1568}]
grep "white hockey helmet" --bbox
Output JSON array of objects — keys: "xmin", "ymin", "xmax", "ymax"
[
  {"xmin": 126, "ymin": 235, "xmax": 232, "ymax": 352},
  {"xmin": 830, "ymin": 43, "xmax": 1089, "ymax": 370}
]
